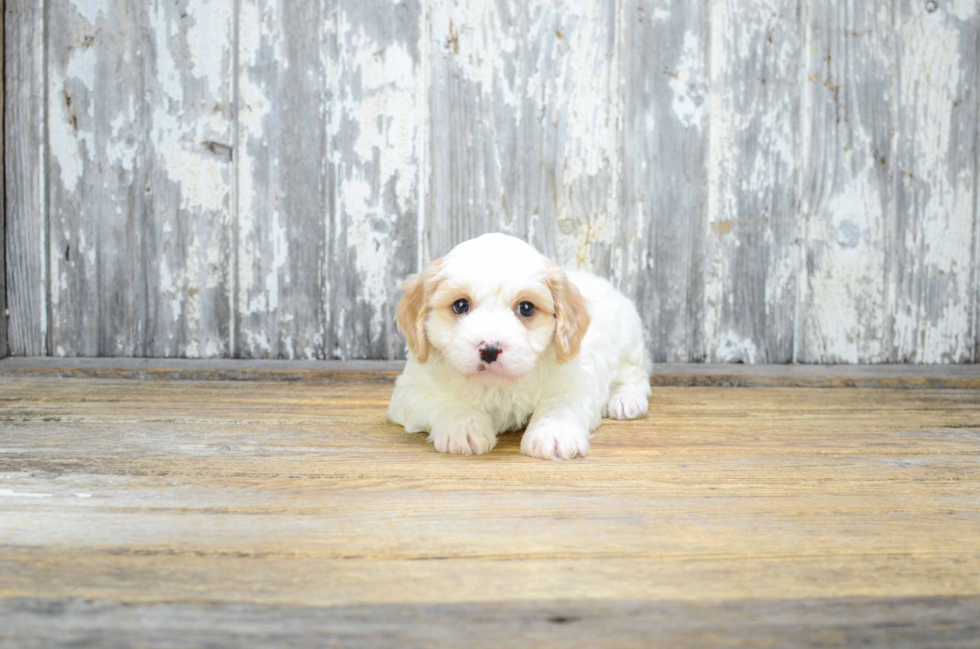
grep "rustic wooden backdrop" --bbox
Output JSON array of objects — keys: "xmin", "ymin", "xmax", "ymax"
[{"xmin": 4, "ymin": 0, "xmax": 979, "ymax": 362}]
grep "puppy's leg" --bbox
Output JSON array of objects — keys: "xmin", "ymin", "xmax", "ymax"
[
  {"xmin": 521, "ymin": 395, "xmax": 601, "ymax": 460},
  {"xmin": 603, "ymin": 362, "xmax": 652, "ymax": 420},
  {"xmin": 389, "ymin": 386, "xmax": 497, "ymax": 456}
]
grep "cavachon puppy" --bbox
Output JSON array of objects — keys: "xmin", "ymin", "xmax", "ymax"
[{"xmin": 388, "ymin": 233, "xmax": 652, "ymax": 460}]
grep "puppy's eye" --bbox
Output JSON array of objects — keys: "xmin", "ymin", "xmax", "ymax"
[
  {"xmin": 518, "ymin": 301, "xmax": 535, "ymax": 317},
  {"xmin": 452, "ymin": 299, "xmax": 470, "ymax": 315}
]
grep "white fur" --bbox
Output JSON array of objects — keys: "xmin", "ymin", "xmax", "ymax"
[{"xmin": 388, "ymin": 234, "xmax": 652, "ymax": 460}]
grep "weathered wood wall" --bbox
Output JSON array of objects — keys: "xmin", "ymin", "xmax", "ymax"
[
  {"xmin": 4, "ymin": 0, "xmax": 979, "ymax": 362},
  {"xmin": 0, "ymin": 0, "xmax": 6, "ymax": 358}
]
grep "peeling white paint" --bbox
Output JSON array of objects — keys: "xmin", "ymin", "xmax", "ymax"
[
  {"xmin": 431, "ymin": 0, "xmax": 519, "ymax": 109},
  {"xmin": 19, "ymin": 0, "xmax": 980, "ymax": 362},
  {"xmin": 332, "ymin": 6, "xmax": 422, "ymax": 351},
  {"xmin": 149, "ymin": 1, "xmax": 231, "ymax": 214},
  {"xmin": 69, "ymin": 0, "xmax": 103, "ymax": 26},
  {"xmin": 185, "ymin": 0, "xmax": 232, "ymax": 89},
  {"xmin": 48, "ymin": 46, "xmax": 97, "ymax": 191},
  {"xmin": 342, "ymin": 176, "xmax": 391, "ymax": 317},
  {"xmin": 715, "ymin": 331, "xmax": 759, "ymax": 364},
  {"xmin": 106, "ymin": 106, "xmax": 137, "ymax": 172},
  {"xmin": 806, "ymin": 166, "xmax": 889, "ymax": 363},
  {"xmin": 947, "ymin": 0, "xmax": 977, "ymax": 20},
  {"xmin": 151, "ymin": 4, "xmax": 185, "ymax": 106},
  {"xmin": 524, "ymin": 1, "xmax": 618, "ymax": 272},
  {"xmin": 236, "ymin": 0, "xmax": 273, "ymax": 331},
  {"xmin": 670, "ymin": 31, "xmax": 706, "ymax": 129},
  {"xmin": 158, "ymin": 255, "xmax": 183, "ymax": 323},
  {"xmin": 891, "ymin": 5, "xmax": 975, "ymax": 362},
  {"xmin": 264, "ymin": 211, "xmax": 289, "ymax": 314}
]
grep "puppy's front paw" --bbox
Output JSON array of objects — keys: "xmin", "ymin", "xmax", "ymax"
[
  {"xmin": 521, "ymin": 420, "xmax": 590, "ymax": 460},
  {"xmin": 603, "ymin": 390, "xmax": 649, "ymax": 420},
  {"xmin": 429, "ymin": 415, "xmax": 497, "ymax": 456}
]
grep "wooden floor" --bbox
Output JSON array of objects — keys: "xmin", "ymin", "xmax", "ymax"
[{"xmin": 1, "ymin": 369, "xmax": 979, "ymax": 647}]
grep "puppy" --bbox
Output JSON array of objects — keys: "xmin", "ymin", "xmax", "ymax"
[{"xmin": 388, "ymin": 233, "xmax": 651, "ymax": 460}]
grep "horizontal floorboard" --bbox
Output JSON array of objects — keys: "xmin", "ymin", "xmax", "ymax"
[
  {"xmin": 1, "ymin": 376, "xmax": 978, "ymax": 645},
  {"xmin": 2, "ymin": 596, "xmax": 979, "ymax": 649}
]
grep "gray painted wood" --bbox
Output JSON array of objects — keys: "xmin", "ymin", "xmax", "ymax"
[
  {"xmin": 622, "ymin": 0, "xmax": 708, "ymax": 362},
  {"xmin": 326, "ymin": 0, "xmax": 422, "ymax": 360},
  {"xmin": 702, "ymin": 0, "xmax": 801, "ymax": 363},
  {"xmin": 44, "ymin": 0, "xmax": 235, "ymax": 358},
  {"xmin": 141, "ymin": 0, "xmax": 235, "ymax": 358},
  {"xmin": 427, "ymin": 0, "xmax": 524, "ymax": 258},
  {"xmin": 4, "ymin": 0, "xmax": 980, "ymax": 361},
  {"xmin": 797, "ymin": 0, "xmax": 896, "ymax": 363},
  {"xmin": 892, "ymin": 0, "xmax": 978, "ymax": 363},
  {"xmin": 428, "ymin": 0, "xmax": 620, "ymax": 272},
  {"xmin": 0, "ymin": 0, "xmax": 6, "ymax": 358},
  {"xmin": 5, "ymin": 0, "xmax": 46, "ymax": 356},
  {"xmin": 524, "ymin": 1, "xmax": 621, "ymax": 280},
  {"xmin": 237, "ymin": 0, "xmax": 329, "ymax": 359},
  {"xmin": 46, "ymin": 0, "xmax": 143, "ymax": 357}
]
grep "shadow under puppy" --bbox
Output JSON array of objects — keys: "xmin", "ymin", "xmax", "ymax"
[{"xmin": 388, "ymin": 233, "xmax": 651, "ymax": 460}]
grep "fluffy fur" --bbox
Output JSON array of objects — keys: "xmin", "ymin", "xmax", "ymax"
[{"xmin": 388, "ymin": 233, "xmax": 652, "ymax": 460}]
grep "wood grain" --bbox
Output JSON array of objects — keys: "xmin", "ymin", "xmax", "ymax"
[
  {"xmin": 798, "ymin": 0, "xmax": 895, "ymax": 363},
  {"xmin": 703, "ymin": 0, "xmax": 801, "ymax": 363},
  {"xmin": 327, "ymin": 0, "xmax": 422, "ymax": 360},
  {"xmin": 4, "ymin": 357, "xmax": 980, "ymax": 388},
  {"xmin": 522, "ymin": 0, "xmax": 620, "ymax": 274},
  {"xmin": 427, "ymin": 0, "xmax": 524, "ymax": 257},
  {"xmin": 237, "ymin": 0, "xmax": 329, "ymax": 359},
  {"xmin": 142, "ymin": 0, "xmax": 235, "ymax": 358},
  {"xmin": 4, "ymin": 0, "xmax": 980, "ymax": 361},
  {"xmin": 4, "ymin": 0, "xmax": 46, "ymax": 356},
  {"xmin": 3, "ymin": 595, "xmax": 980, "ymax": 648},
  {"xmin": 41, "ymin": 0, "xmax": 235, "ymax": 357},
  {"xmin": 892, "ymin": 1, "xmax": 979, "ymax": 363},
  {"xmin": 46, "ymin": 0, "xmax": 143, "ymax": 357},
  {"xmin": 0, "ymin": 376, "xmax": 978, "ymax": 645},
  {"xmin": 622, "ymin": 0, "xmax": 708, "ymax": 362},
  {"xmin": 0, "ymin": 0, "xmax": 6, "ymax": 358}
]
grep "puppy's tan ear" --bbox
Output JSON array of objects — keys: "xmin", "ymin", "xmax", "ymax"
[
  {"xmin": 396, "ymin": 259, "xmax": 442, "ymax": 363},
  {"xmin": 548, "ymin": 265, "xmax": 590, "ymax": 363}
]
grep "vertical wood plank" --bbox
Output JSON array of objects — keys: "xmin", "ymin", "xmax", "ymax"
[
  {"xmin": 142, "ymin": 0, "xmax": 235, "ymax": 357},
  {"xmin": 46, "ymin": 0, "xmax": 143, "ymax": 357},
  {"xmin": 427, "ymin": 0, "xmax": 524, "ymax": 258},
  {"xmin": 237, "ymin": 0, "xmax": 329, "ymax": 359},
  {"xmin": 702, "ymin": 0, "xmax": 801, "ymax": 363},
  {"xmin": 891, "ymin": 0, "xmax": 979, "ymax": 363},
  {"xmin": 797, "ymin": 0, "xmax": 895, "ymax": 363},
  {"xmin": 4, "ymin": 0, "xmax": 47, "ymax": 355},
  {"xmin": 622, "ymin": 0, "xmax": 709, "ymax": 362},
  {"xmin": 0, "ymin": 0, "xmax": 6, "ymax": 358},
  {"xmin": 327, "ymin": 0, "xmax": 422, "ymax": 360},
  {"xmin": 522, "ymin": 0, "xmax": 621, "ymax": 276},
  {"xmin": 427, "ymin": 0, "xmax": 621, "ymax": 273}
]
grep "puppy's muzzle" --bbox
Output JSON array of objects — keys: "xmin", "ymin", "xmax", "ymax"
[{"xmin": 479, "ymin": 343, "xmax": 502, "ymax": 364}]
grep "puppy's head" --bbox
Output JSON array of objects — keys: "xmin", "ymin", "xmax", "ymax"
[{"xmin": 396, "ymin": 233, "xmax": 590, "ymax": 381}]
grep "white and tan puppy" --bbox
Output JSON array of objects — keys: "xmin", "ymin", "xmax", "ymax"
[{"xmin": 388, "ymin": 233, "xmax": 651, "ymax": 460}]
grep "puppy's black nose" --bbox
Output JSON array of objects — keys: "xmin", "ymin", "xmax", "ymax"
[{"xmin": 479, "ymin": 344, "xmax": 501, "ymax": 364}]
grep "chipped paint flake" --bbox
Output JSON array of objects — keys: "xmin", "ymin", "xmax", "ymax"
[{"xmin": 670, "ymin": 31, "xmax": 706, "ymax": 129}]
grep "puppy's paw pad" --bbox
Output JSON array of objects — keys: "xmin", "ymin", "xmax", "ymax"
[
  {"xmin": 603, "ymin": 392, "xmax": 649, "ymax": 420},
  {"xmin": 430, "ymin": 418, "xmax": 497, "ymax": 456},
  {"xmin": 521, "ymin": 422, "xmax": 589, "ymax": 461}
]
